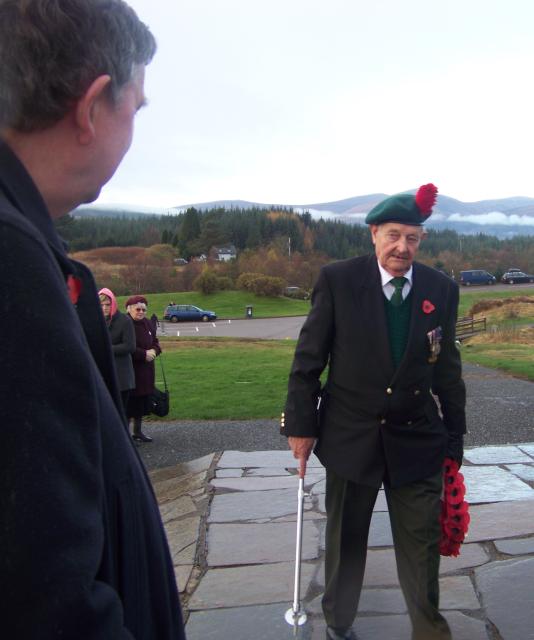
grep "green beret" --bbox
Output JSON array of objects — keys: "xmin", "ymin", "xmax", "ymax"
[{"xmin": 365, "ymin": 183, "xmax": 438, "ymax": 226}]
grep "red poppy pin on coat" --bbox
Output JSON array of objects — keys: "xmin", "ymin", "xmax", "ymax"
[
  {"xmin": 67, "ymin": 275, "xmax": 82, "ymax": 305},
  {"xmin": 422, "ymin": 299, "xmax": 435, "ymax": 314}
]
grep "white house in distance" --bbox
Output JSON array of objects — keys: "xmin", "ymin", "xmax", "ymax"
[{"xmin": 210, "ymin": 245, "xmax": 237, "ymax": 261}]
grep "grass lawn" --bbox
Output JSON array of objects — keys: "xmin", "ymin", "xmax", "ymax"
[
  {"xmin": 458, "ymin": 285, "xmax": 534, "ymax": 317},
  {"xmin": 149, "ymin": 338, "xmax": 298, "ymax": 420},
  {"xmin": 461, "ymin": 342, "xmax": 534, "ymax": 382},
  {"xmin": 116, "ymin": 290, "xmax": 310, "ymax": 320}
]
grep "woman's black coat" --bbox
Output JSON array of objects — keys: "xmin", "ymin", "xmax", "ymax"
[{"xmin": 109, "ymin": 310, "xmax": 136, "ymax": 391}]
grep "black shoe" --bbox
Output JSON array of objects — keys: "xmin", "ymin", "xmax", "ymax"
[
  {"xmin": 326, "ymin": 627, "xmax": 357, "ymax": 640},
  {"xmin": 133, "ymin": 432, "xmax": 153, "ymax": 443}
]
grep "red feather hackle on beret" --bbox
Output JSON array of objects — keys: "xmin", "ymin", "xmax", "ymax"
[{"xmin": 415, "ymin": 183, "xmax": 438, "ymax": 219}]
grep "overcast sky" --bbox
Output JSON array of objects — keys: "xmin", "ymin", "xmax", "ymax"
[{"xmin": 96, "ymin": 0, "xmax": 534, "ymax": 209}]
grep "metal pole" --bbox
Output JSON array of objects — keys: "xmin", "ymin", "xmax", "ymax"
[{"xmin": 285, "ymin": 475, "xmax": 307, "ymax": 631}]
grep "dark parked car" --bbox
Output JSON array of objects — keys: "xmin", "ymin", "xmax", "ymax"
[
  {"xmin": 163, "ymin": 304, "xmax": 217, "ymax": 322},
  {"xmin": 459, "ymin": 270, "xmax": 496, "ymax": 286},
  {"xmin": 501, "ymin": 271, "xmax": 534, "ymax": 284}
]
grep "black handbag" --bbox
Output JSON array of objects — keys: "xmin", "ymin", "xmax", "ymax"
[{"xmin": 148, "ymin": 355, "xmax": 169, "ymax": 417}]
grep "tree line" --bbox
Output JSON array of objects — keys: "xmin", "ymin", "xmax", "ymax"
[{"xmin": 56, "ymin": 206, "xmax": 534, "ymax": 294}]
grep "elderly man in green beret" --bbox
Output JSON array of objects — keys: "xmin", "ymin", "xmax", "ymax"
[{"xmin": 282, "ymin": 185, "xmax": 466, "ymax": 640}]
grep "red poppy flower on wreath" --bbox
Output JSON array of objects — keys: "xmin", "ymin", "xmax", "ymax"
[
  {"xmin": 422, "ymin": 299, "xmax": 435, "ymax": 314},
  {"xmin": 67, "ymin": 274, "xmax": 83, "ymax": 305}
]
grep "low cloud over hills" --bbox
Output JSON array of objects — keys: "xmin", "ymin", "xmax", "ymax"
[{"xmin": 74, "ymin": 192, "xmax": 534, "ymax": 238}]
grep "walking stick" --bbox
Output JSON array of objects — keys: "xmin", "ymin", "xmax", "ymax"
[{"xmin": 285, "ymin": 460, "xmax": 308, "ymax": 633}]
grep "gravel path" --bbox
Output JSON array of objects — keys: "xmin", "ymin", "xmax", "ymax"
[{"xmin": 138, "ymin": 363, "xmax": 534, "ymax": 471}]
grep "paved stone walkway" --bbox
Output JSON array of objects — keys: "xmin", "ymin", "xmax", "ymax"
[{"xmin": 148, "ymin": 444, "xmax": 534, "ymax": 640}]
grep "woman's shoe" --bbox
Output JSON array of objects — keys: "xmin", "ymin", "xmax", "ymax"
[{"xmin": 133, "ymin": 432, "xmax": 153, "ymax": 443}]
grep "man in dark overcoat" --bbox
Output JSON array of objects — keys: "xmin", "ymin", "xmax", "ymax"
[
  {"xmin": 0, "ymin": 2, "xmax": 186, "ymax": 638},
  {"xmin": 282, "ymin": 184, "xmax": 466, "ymax": 640}
]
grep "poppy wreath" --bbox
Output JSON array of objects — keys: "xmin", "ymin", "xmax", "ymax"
[{"xmin": 439, "ymin": 458, "xmax": 470, "ymax": 557}]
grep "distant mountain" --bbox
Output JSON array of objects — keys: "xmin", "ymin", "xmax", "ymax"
[
  {"xmin": 73, "ymin": 192, "xmax": 534, "ymax": 238},
  {"xmin": 73, "ymin": 204, "xmax": 177, "ymax": 218}
]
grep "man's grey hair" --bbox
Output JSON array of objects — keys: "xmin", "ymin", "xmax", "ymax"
[{"xmin": 0, "ymin": 0, "xmax": 156, "ymax": 132}]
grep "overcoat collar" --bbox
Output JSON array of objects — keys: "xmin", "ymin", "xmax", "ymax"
[{"xmin": 0, "ymin": 139, "xmax": 72, "ymax": 273}]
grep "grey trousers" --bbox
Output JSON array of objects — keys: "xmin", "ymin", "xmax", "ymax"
[{"xmin": 322, "ymin": 469, "xmax": 451, "ymax": 640}]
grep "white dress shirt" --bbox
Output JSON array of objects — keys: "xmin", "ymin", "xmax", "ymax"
[{"xmin": 377, "ymin": 261, "xmax": 413, "ymax": 301}]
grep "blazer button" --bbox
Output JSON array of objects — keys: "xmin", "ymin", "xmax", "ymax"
[
  {"xmin": 407, "ymin": 420, "xmax": 413, "ymax": 425},
  {"xmin": 414, "ymin": 389, "xmax": 420, "ymax": 396},
  {"xmin": 380, "ymin": 418, "xmax": 386, "ymax": 425},
  {"xmin": 386, "ymin": 387, "xmax": 393, "ymax": 395}
]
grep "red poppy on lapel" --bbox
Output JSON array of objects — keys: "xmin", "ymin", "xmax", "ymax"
[
  {"xmin": 422, "ymin": 299, "xmax": 435, "ymax": 314},
  {"xmin": 67, "ymin": 274, "xmax": 82, "ymax": 305}
]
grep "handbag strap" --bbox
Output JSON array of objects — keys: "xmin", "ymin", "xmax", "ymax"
[{"xmin": 157, "ymin": 352, "xmax": 168, "ymax": 391}]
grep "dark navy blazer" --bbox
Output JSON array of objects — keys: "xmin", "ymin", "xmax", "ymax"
[{"xmin": 283, "ymin": 254, "xmax": 466, "ymax": 488}]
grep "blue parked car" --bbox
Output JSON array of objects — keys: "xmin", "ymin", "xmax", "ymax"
[{"xmin": 163, "ymin": 304, "xmax": 217, "ymax": 323}]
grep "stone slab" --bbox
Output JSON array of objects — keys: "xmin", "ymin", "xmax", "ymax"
[
  {"xmin": 440, "ymin": 575, "xmax": 480, "ymax": 610},
  {"xmin": 165, "ymin": 516, "xmax": 201, "ymax": 564},
  {"xmin": 174, "ymin": 564, "xmax": 193, "ymax": 593},
  {"xmin": 518, "ymin": 444, "xmax": 534, "ymax": 458},
  {"xmin": 148, "ymin": 453, "xmax": 214, "ymax": 484},
  {"xmin": 368, "ymin": 511, "xmax": 394, "ymax": 547},
  {"xmin": 316, "ymin": 489, "xmax": 388, "ymax": 513},
  {"xmin": 310, "ymin": 477, "xmax": 326, "ymax": 495},
  {"xmin": 189, "ymin": 561, "xmax": 315, "ymax": 609},
  {"xmin": 217, "ymin": 450, "xmax": 323, "ymax": 469},
  {"xmin": 318, "ymin": 512, "xmax": 392, "ymax": 550},
  {"xmin": 505, "ymin": 463, "xmax": 534, "ymax": 481},
  {"xmin": 315, "ymin": 543, "xmax": 489, "ymax": 590},
  {"xmin": 216, "ymin": 468, "xmax": 242, "ymax": 478},
  {"xmin": 207, "ymin": 522, "xmax": 319, "ymax": 566},
  {"xmin": 315, "ymin": 548, "xmax": 401, "ymax": 587},
  {"xmin": 173, "ymin": 542, "xmax": 196, "ymax": 566},
  {"xmin": 463, "ymin": 445, "xmax": 532, "ymax": 465},
  {"xmin": 308, "ymin": 587, "xmax": 407, "ymax": 615},
  {"xmin": 337, "ymin": 611, "xmax": 489, "ymax": 640},
  {"xmin": 208, "ymin": 488, "xmax": 312, "ymax": 522},
  {"xmin": 246, "ymin": 467, "xmax": 291, "ymax": 476},
  {"xmin": 159, "ymin": 495, "xmax": 197, "ymax": 523},
  {"xmin": 153, "ymin": 471, "xmax": 207, "ymax": 504},
  {"xmin": 211, "ymin": 475, "xmax": 305, "ymax": 491},
  {"xmin": 211, "ymin": 473, "xmax": 324, "ymax": 492},
  {"xmin": 444, "ymin": 611, "xmax": 490, "ymax": 640},
  {"xmin": 353, "ymin": 615, "xmax": 411, "ymax": 640},
  {"xmin": 273, "ymin": 511, "xmax": 326, "ymax": 523},
  {"xmin": 467, "ymin": 500, "xmax": 534, "ymax": 542},
  {"xmin": 494, "ymin": 536, "xmax": 534, "ymax": 555},
  {"xmin": 187, "ymin": 602, "xmax": 313, "ymax": 639},
  {"xmin": 440, "ymin": 543, "xmax": 490, "ymax": 573},
  {"xmin": 462, "ymin": 466, "xmax": 534, "ymax": 503},
  {"xmin": 358, "ymin": 588, "xmax": 407, "ymax": 614},
  {"xmin": 475, "ymin": 557, "xmax": 534, "ymax": 640}
]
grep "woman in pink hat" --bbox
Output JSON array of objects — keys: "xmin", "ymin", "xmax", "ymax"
[{"xmin": 98, "ymin": 288, "xmax": 136, "ymax": 415}]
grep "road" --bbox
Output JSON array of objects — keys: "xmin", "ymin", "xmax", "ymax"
[
  {"xmin": 157, "ymin": 282, "xmax": 534, "ymax": 340},
  {"xmin": 159, "ymin": 315, "xmax": 307, "ymax": 340},
  {"xmin": 460, "ymin": 282, "xmax": 534, "ymax": 293}
]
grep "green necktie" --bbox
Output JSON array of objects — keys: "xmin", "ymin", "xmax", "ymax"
[{"xmin": 390, "ymin": 277, "xmax": 407, "ymax": 307}]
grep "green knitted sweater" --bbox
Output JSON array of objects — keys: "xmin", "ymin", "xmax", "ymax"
[{"xmin": 384, "ymin": 291, "xmax": 412, "ymax": 369}]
